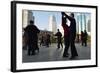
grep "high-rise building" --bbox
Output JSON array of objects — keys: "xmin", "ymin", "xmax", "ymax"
[
  {"xmin": 87, "ymin": 19, "xmax": 91, "ymax": 35},
  {"xmin": 22, "ymin": 10, "xmax": 34, "ymax": 28},
  {"xmin": 49, "ymin": 15, "xmax": 57, "ymax": 34}
]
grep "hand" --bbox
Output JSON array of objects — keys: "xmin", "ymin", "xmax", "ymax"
[{"xmin": 61, "ymin": 12, "xmax": 65, "ymax": 15}]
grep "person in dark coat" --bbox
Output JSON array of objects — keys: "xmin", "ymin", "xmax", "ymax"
[
  {"xmin": 81, "ymin": 31, "xmax": 84, "ymax": 46},
  {"xmin": 24, "ymin": 20, "xmax": 40, "ymax": 55},
  {"xmin": 55, "ymin": 29, "xmax": 63, "ymax": 49},
  {"xmin": 62, "ymin": 12, "xmax": 78, "ymax": 59},
  {"xmin": 83, "ymin": 30, "xmax": 88, "ymax": 46},
  {"xmin": 40, "ymin": 35, "xmax": 44, "ymax": 46},
  {"xmin": 61, "ymin": 12, "xmax": 70, "ymax": 57},
  {"xmin": 46, "ymin": 33, "xmax": 51, "ymax": 47}
]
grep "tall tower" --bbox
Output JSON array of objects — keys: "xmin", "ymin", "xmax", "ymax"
[
  {"xmin": 22, "ymin": 10, "xmax": 34, "ymax": 28},
  {"xmin": 49, "ymin": 15, "xmax": 57, "ymax": 34}
]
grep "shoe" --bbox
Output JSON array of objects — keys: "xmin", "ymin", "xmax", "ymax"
[
  {"xmin": 31, "ymin": 52, "xmax": 36, "ymax": 55},
  {"xmin": 28, "ymin": 54, "xmax": 31, "ymax": 56},
  {"xmin": 70, "ymin": 55, "xmax": 78, "ymax": 59},
  {"xmin": 57, "ymin": 48, "xmax": 60, "ymax": 50},
  {"xmin": 66, "ymin": 53, "xmax": 69, "ymax": 56},
  {"xmin": 63, "ymin": 55, "xmax": 69, "ymax": 57}
]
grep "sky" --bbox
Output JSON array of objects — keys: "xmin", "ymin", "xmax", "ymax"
[
  {"xmin": 32, "ymin": 10, "xmax": 91, "ymax": 32},
  {"xmin": 32, "ymin": 11, "xmax": 61, "ymax": 30}
]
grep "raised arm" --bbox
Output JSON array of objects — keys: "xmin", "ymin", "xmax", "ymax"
[
  {"xmin": 61, "ymin": 12, "xmax": 66, "ymax": 26},
  {"xmin": 61, "ymin": 12, "xmax": 69, "ymax": 31},
  {"xmin": 61, "ymin": 12, "xmax": 70, "ymax": 31},
  {"xmin": 62, "ymin": 12, "xmax": 73, "ymax": 21}
]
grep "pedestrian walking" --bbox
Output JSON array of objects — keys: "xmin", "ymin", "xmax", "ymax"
[{"xmin": 55, "ymin": 29, "xmax": 63, "ymax": 49}]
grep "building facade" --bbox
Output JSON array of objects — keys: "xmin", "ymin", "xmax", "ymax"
[
  {"xmin": 49, "ymin": 15, "xmax": 57, "ymax": 34},
  {"xmin": 22, "ymin": 10, "xmax": 34, "ymax": 28}
]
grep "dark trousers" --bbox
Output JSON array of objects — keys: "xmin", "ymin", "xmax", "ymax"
[
  {"xmin": 57, "ymin": 41, "xmax": 63, "ymax": 49},
  {"xmin": 84, "ymin": 40, "xmax": 87, "ymax": 46},
  {"xmin": 63, "ymin": 37, "xmax": 70, "ymax": 56},
  {"xmin": 82, "ymin": 39, "xmax": 87, "ymax": 46},
  {"xmin": 46, "ymin": 39, "xmax": 49, "ymax": 47},
  {"xmin": 40, "ymin": 41, "xmax": 44, "ymax": 46},
  {"xmin": 83, "ymin": 39, "xmax": 87, "ymax": 46},
  {"xmin": 28, "ymin": 41, "xmax": 37, "ymax": 55},
  {"xmin": 28, "ymin": 43, "xmax": 35, "ymax": 55},
  {"xmin": 81, "ymin": 39, "xmax": 84, "ymax": 46},
  {"xmin": 70, "ymin": 33, "xmax": 78, "ymax": 57}
]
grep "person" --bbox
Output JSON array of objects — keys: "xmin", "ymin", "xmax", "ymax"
[
  {"xmin": 81, "ymin": 31, "xmax": 84, "ymax": 46},
  {"xmin": 24, "ymin": 20, "xmax": 40, "ymax": 55},
  {"xmin": 61, "ymin": 12, "xmax": 70, "ymax": 57},
  {"xmin": 55, "ymin": 29, "xmax": 63, "ymax": 49},
  {"xmin": 46, "ymin": 33, "xmax": 51, "ymax": 47},
  {"xmin": 62, "ymin": 12, "xmax": 78, "ymax": 59},
  {"xmin": 40, "ymin": 35, "xmax": 44, "ymax": 46},
  {"xmin": 83, "ymin": 30, "xmax": 88, "ymax": 46}
]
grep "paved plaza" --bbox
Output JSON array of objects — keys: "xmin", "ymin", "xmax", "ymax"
[{"xmin": 22, "ymin": 43, "xmax": 91, "ymax": 63}]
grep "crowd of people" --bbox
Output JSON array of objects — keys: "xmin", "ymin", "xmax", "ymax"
[
  {"xmin": 23, "ymin": 12, "xmax": 88, "ymax": 59},
  {"xmin": 40, "ymin": 33, "xmax": 51, "ymax": 47}
]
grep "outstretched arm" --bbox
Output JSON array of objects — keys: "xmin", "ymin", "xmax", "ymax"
[
  {"xmin": 55, "ymin": 32, "xmax": 58, "ymax": 36},
  {"xmin": 34, "ymin": 25, "xmax": 40, "ymax": 33},
  {"xmin": 36, "ymin": 27, "xmax": 40, "ymax": 33}
]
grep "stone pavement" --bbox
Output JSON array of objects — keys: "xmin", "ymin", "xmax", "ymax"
[{"xmin": 22, "ymin": 43, "xmax": 91, "ymax": 63}]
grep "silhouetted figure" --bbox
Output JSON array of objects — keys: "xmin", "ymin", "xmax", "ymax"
[
  {"xmin": 83, "ymin": 30, "xmax": 88, "ymax": 46},
  {"xmin": 55, "ymin": 29, "xmax": 63, "ymax": 49},
  {"xmin": 40, "ymin": 36, "xmax": 44, "ymax": 46},
  {"xmin": 61, "ymin": 12, "xmax": 70, "ymax": 57},
  {"xmin": 43, "ymin": 33, "xmax": 47, "ymax": 46},
  {"xmin": 46, "ymin": 33, "xmax": 51, "ymax": 47},
  {"xmin": 63, "ymin": 12, "xmax": 78, "ymax": 59},
  {"xmin": 81, "ymin": 31, "xmax": 84, "ymax": 46},
  {"xmin": 24, "ymin": 20, "xmax": 40, "ymax": 55}
]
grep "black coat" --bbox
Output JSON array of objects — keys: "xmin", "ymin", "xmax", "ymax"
[
  {"xmin": 55, "ymin": 32, "xmax": 62, "ymax": 42},
  {"xmin": 24, "ymin": 24, "xmax": 40, "ymax": 43}
]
